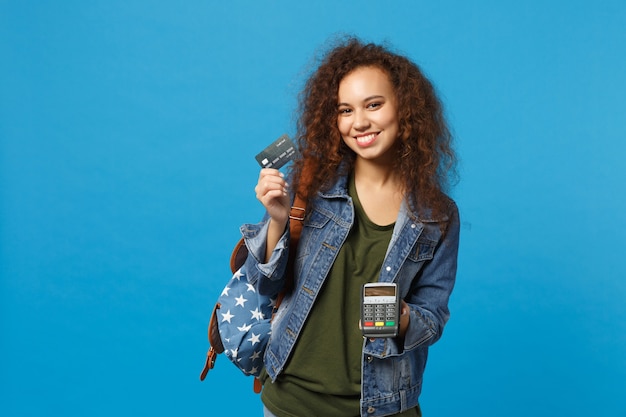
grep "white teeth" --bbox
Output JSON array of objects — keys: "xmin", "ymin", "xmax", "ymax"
[{"xmin": 356, "ymin": 133, "xmax": 376, "ymax": 144}]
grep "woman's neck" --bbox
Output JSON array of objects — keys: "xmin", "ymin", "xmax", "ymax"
[
  {"xmin": 353, "ymin": 158, "xmax": 402, "ymax": 191},
  {"xmin": 352, "ymin": 158, "xmax": 404, "ymax": 226}
]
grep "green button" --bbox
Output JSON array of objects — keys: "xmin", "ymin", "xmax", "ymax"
[{"xmin": 386, "ymin": 321, "xmax": 395, "ymax": 326}]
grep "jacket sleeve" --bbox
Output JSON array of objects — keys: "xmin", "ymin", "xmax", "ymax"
[
  {"xmin": 240, "ymin": 217, "xmax": 290, "ymax": 296},
  {"xmin": 402, "ymin": 201, "xmax": 460, "ymax": 351}
]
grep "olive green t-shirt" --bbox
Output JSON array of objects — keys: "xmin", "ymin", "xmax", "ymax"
[{"xmin": 262, "ymin": 177, "xmax": 421, "ymax": 416}]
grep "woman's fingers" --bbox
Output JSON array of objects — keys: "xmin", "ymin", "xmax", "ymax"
[
  {"xmin": 256, "ymin": 169, "xmax": 287, "ymax": 197},
  {"xmin": 255, "ymin": 169, "xmax": 290, "ymax": 221},
  {"xmin": 399, "ymin": 301, "xmax": 411, "ymax": 338}
]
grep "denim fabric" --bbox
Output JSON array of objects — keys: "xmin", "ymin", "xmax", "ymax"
[
  {"xmin": 263, "ymin": 405, "xmax": 278, "ymax": 417},
  {"xmin": 241, "ymin": 174, "xmax": 460, "ymax": 417}
]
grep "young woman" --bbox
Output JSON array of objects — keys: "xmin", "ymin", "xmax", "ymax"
[{"xmin": 242, "ymin": 37, "xmax": 459, "ymax": 417}]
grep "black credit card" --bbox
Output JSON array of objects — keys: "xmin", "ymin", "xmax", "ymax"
[{"xmin": 255, "ymin": 134, "xmax": 298, "ymax": 169}]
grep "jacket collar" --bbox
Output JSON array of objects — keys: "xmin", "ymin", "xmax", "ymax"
[{"xmin": 318, "ymin": 173, "xmax": 449, "ymax": 223}]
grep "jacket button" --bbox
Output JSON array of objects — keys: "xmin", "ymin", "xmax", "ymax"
[
  {"xmin": 367, "ymin": 356, "xmax": 373, "ymax": 362},
  {"xmin": 367, "ymin": 406, "xmax": 376, "ymax": 414},
  {"xmin": 385, "ymin": 266, "xmax": 391, "ymax": 272}
]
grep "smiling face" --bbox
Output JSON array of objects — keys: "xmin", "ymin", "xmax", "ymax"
[{"xmin": 337, "ymin": 66, "xmax": 400, "ymax": 165}]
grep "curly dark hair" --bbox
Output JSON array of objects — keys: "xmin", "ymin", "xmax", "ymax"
[{"xmin": 291, "ymin": 36, "xmax": 457, "ymax": 219}]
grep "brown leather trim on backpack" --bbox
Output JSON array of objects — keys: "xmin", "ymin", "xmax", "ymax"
[
  {"xmin": 208, "ymin": 303, "xmax": 224, "ymax": 352},
  {"xmin": 253, "ymin": 376, "xmax": 263, "ymax": 393},
  {"xmin": 200, "ymin": 302, "xmax": 225, "ymax": 381},
  {"xmin": 230, "ymin": 238, "xmax": 248, "ymax": 274}
]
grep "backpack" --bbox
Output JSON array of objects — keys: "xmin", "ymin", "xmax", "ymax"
[{"xmin": 199, "ymin": 195, "xmax": 306, "ymax": 392}]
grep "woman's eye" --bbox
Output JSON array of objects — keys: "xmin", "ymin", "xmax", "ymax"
[
  {"xmin": 339, "ymin": 108, "xmax": 352, "ymax": 115},
  {"xmin": 367, "ymin": 102, "xmax": 382, "ymax": 109}
]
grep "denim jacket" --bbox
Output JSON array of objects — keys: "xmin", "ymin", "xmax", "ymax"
[{"xmin": 241, "ymin": 174, "xmax": 460, "ymax": 417}]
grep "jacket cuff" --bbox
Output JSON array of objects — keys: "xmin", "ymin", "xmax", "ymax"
[{"xmin": 240, "ymin": 220, "xmax": 289, "ymax": 293}]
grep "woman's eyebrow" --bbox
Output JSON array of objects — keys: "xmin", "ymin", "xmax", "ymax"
[{"xmin": 337, "ymin": 95, "xmax": 385, "ymax": 107}]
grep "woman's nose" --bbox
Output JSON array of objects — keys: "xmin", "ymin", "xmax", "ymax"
[{"xmin": 353, "ymin": 110, "xmax": 370, "ymax": 130}]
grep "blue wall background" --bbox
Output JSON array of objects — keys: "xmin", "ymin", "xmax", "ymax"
[{"xmin": 1, "ymin": 1, "xmax": 625, "ymax": 416}]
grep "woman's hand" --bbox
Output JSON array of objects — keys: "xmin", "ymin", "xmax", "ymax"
[
  {"xmin": 255, "ymin": 168, "xmax": 290, "ymax": 223},
  {"xmin": 398, "ymin": 300, "xmax": 411, "ymax": 338},
  {"xmin": 255, "ymin": 168, "xmax": 291, "ymax": 262}
]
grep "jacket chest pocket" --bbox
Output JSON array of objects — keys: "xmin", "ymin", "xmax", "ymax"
[
  {"xmin": 295, "ymin": 207, "xmax": 333, "ymax": 261},
  {"xmin": 304, "ymin": 207, "xmax": 333, "ymax": 228},
  {"xmin": 406, "ymin": 237, "xmax": 436, "ymax": 263}
]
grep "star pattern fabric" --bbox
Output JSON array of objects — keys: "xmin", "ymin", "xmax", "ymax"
[{"xmin": 216, "ymin": 266, "xmax": 276, "ymax": 377}]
